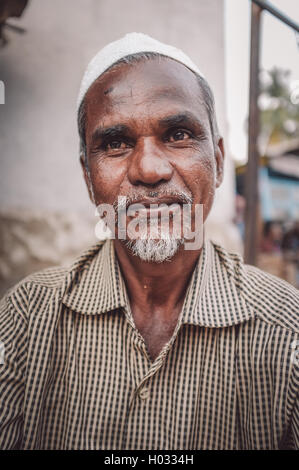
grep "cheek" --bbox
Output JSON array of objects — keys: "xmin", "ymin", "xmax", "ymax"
[
  {"xmin": 181, "ymin": 154, "xmax": 216, "ymax": 197},
  {"xmin": 179, "ymin": 155, "xmax": 216, "ymax": 222},
  {"xmin": 89, "ymin": 158, "xmax": 127, "ymax": 204}
]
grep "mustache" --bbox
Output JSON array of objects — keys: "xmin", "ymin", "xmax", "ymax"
[{"xmin": 112, "ymin": 189, "xmax": 193, "ymax": 212}]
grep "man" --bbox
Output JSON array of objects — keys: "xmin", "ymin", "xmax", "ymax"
[{"xmin": 0, "ymin": 33, "xmax": 298, "ymax": 450}]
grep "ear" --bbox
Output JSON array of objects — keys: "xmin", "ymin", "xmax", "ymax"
[
  {"xmin": 80, "ymin": 155, "xmax": 95, "ymax": 204},
  {"xmin": 215, "ymin": 137, "xmax": 225, "ymax": 188}
]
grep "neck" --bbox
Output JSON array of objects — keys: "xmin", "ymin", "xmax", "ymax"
[{"xmin": 113, "ymin": 238, "xmax": 203, "ymax": 320}]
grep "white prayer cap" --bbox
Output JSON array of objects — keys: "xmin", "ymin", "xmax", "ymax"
[{"xmin": 77, "ymin": 32, "xmax": 205, "ymax": 111}]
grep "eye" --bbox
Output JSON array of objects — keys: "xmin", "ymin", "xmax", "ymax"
[
  {"xmin": 167, "ymin": 129, "xmax": 191, "ymax": 142},
  {"xmin": 106, "ymin": 139, "xmax": 129, "ymax": 150}
]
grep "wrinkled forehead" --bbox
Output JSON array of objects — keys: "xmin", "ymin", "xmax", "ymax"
[{"xmin": 84, "ymin": 57, "xmax": 205, "ymax": 117}]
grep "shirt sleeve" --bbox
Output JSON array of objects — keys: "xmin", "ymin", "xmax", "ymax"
[
  {"xmin": 283, "ymin": 352, "xmax": 299, "ymax": 450},
  {"xmin": 0, "ymin": 294, "xmax": 27, "ymax": 449},
  {"xmin": 290, "ymin": 390, "xmax": 299, "ymax": 449}
]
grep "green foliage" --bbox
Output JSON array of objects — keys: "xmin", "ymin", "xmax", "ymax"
[{"xmin": 259, "ymin": 67, "xmax": 299, "ymax": 145}]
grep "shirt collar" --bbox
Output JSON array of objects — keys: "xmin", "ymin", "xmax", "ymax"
[
  {"xmin": 62, "ymin": 239, "xmax": 129, "ymax": 315},
  {"xmin": 61, "ymin": 238, "xmax": 254, "ymax": 328},
  {"xmin": 180, "ymin": 239, "xmax": 254, "ymax": 327}
]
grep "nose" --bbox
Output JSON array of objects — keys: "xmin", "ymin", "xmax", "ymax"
[{"xmin": 127, "ymin": 137, "xmax": 173, "ymax": 186}]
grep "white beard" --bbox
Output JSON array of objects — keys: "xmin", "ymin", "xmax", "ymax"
[
  {"xmin": 111, "ymin": 191, "xmax": 194, "ymax": 263},
  {"xmin": 125, "ymin": 235, "xmax": 184, "ymax": 263},
  {"xmin": 124, "ymin": 209, "xmax": 186, "ymax": 263}
]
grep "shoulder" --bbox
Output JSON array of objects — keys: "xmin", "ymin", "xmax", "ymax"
[
  {"xmin": 242, "ymin": 263, "xmax": 298, "ymax": 332},
  {"xmin": 210, "ymin": 241, "xmax": 299, "ymax": 333},
  {"xmin": 1, "ymin": 240, "xmax": 107, "ymax": 320}
]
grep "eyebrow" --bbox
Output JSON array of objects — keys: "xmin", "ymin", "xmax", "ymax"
[
  {"xmin": 158, "ymin": 112, "xmax": 203, "ymax": 129},
  {"xmin": 90, "ymin": 124, "xmax": 130, "ymax": 144},
  {"xmin": 90, "ymin": 112, "xmax": 204, "ymax": 145}
]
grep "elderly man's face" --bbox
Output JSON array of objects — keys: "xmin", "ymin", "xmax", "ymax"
[{"xmin": 82, "ymin": 58, "xmax": 224, "ymax": 251}]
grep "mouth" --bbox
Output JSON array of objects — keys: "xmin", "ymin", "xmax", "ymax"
[
  {"xmin": 127, "ymin": 198, "xmax": 185, "ymax": 219},
  {"xmin": 128, "ymin": 195, "xmax": 187, "ymax": 207}
]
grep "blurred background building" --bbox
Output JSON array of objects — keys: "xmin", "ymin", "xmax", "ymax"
[
  {"xmin": 226, "ymin": 0, "xmax": 299, "ymax": 288},
  {"xmin": 0, "ymin": 0, "xmax": 298, "ymax": 294},
  {"xmin": 236, "ymin": 67, "xmax": 299, "ymax": 287}
]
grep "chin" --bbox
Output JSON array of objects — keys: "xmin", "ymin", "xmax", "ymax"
[{"xmin": 124, "ymin": 237, "xmax": 184, "ymax": 263}]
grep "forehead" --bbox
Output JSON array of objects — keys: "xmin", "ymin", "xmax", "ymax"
[{"xmin": 84, "ymin": 58, "xmax": 207, "ymax": 126}]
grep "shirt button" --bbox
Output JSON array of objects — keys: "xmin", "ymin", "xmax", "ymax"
[{"xmin": 138, "ymin": 387, "xmax": 149, "ymax": 400}]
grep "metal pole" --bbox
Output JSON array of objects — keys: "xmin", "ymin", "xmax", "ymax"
[
  {"xmin": 252, "ymin": 0, "xmax": 299, "ymax": 32},
  {"xmin": 244, "ymin": 2, "xmax": 262, "ymax": 265}
]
